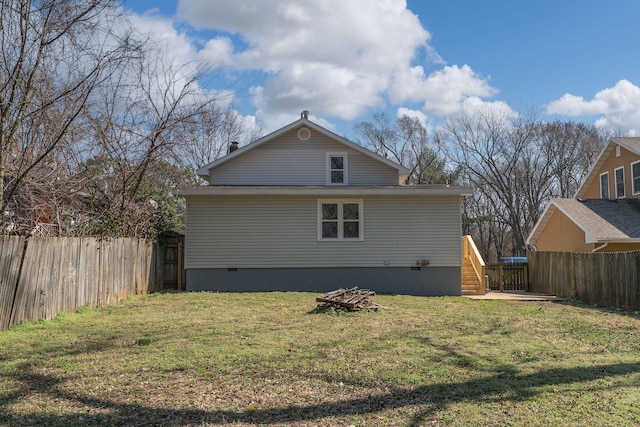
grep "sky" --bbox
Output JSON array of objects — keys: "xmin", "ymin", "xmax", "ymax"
[{"xmin": 121, "ymin": 0, "xmax": 640, "ymax": 139}]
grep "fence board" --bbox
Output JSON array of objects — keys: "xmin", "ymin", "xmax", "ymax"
[
  {"xmin": 486, "ymin": 263, "xmax": 528, "ymax": 291},
  {"xmin": 0, "ymin": 237, "xmax": 26, "ymax": 331},
  {"xmin": 1, "ymin": 236, "xmax": 185, "ymax": 331},
  {"xmin": 529, "ymin": 251, "xmax": 640, "ymax": 311}
]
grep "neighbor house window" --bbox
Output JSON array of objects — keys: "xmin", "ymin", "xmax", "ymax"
[
  {"xmin": 633, "ymin": 161, "xmax": 640, "ymax": 195},
  {"xmin": 615, "ymin": 166, "xmax": 625, "ymax": 198},
  {"xmin": 600, "ymin": 172, "xmax": 609, "ymax": 199},
  {"xmin": 318, "ymin": 199, "xmax": 363, "ymax": 240},
  {"xmin": 326, "ymin": 152, "xmax": 348, "ymax": 185}
]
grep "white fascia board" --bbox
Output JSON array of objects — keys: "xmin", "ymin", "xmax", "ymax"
[
  {"xmin": 176, "ymin": 185, "xmax": 472, "ymax": 197},
  {"xmin": 194, "ymin": 117, "xmax": 411, "ymax": 178},
  {"xmin": 550, "ymin": 200, "xmax": 599, "ymax": 244},
  {"xmin": 598, "ymin": 238, "xmax": 640, "ymax": 243},
  {"xmin": 302, "ymin": 121, "xmax": 411, "ymax": 175},
  {"xmin": 526, "ymin": 202, "xmax": 554, "ymax": 246},
  {"xmin": 195, "ymin": 119, "xmax": 307, "ymax": 176},
  {"xmin": 573, "ymin": 138, "xmax": 640, "ymax": 199},
  {"xmin": 574, "ymin": 141, "xmax": 614, "ymax": 199},
  {"xmin": 612, "ymin": 137, "xmax": 640, "ymax": 156}
]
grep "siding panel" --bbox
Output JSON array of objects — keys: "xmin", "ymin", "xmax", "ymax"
[
  {"xmin": 185, "ymin": 195, "xmax": 462, "ymax": 269},
  {"xmin": 209, "ymin": 128, "xmax": 399, "ymax": 185}
]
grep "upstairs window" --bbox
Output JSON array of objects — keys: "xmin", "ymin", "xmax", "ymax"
[
  {"xmin": 615, "ymin": 167, "xmax": 625, "ymax": 198},
  {"xmin": 600, "ymin": 172, "xmax": 609, "ymax": 199},
  {"xmin": 633, "ymin": 161, "xmax": 640, "ymax": 195},
  {"xmin": 326, "ymin": 152, "xmax": 348, "ymax": 185},
  {"xmin": 318, "ymin": 199, "xmax": 363, "ymax": 240}
]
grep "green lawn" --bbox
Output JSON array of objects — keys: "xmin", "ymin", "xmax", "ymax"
[{"xmin": 1, "ymin": 292, "xmax": 639, "ymax": 426}]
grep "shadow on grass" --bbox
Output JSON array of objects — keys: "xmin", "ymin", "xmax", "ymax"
[
  {"xmin": 1, "ymin": 361, "xmax": 639, "ymax": 426},
  {"xmin": 553, "ymin": 298, "xmax": 640, "ymax": 319}
]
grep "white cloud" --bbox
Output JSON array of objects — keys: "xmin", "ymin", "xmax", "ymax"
[
  {"xmin": 459, "ymin": 97, "xmax": 518, "ymax": 119},
  {"xmin": 390, "ymin": 65, "xmax": 497, "ymax": 116},
  {"xmin": 546, "ymin": 80, "xmax": 640, "ymax": 135},
  {"xmin": 397, "ymin": 107, "xmax": 427, "ymax": 122},
  {"xmin": 546, "ymin": 94, "xmax": 608, "ymax": 116},
  {"xmin": 177, "ymin": 0, "xmax": 497, "ymax": 121},
  {"xmin": 199, "ymin": 37, "xmax": 235, "ymax": 67},
  {"xmin": 126, "ymin": 11, "xmax": 197, "ymax": 68}
]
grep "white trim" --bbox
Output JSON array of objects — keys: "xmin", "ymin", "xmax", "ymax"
[
  {"xmin": 599, "ymin": 171, "xmax": 610, "ymax": 199},
  {"xmin": 615, "ymin": 166, "xmax": 625, "ymax": 198},
  {"xmin": 317, "ymin": 199, "xmax": 364, "ymax": 241},
  {"xmin": 575, "ymin": 138, "xmax": 640, "ymax": 199},
  {"xmin": 632, "ymin": 160, "xmax": 640, "ymax": 195},
  {"xmin": 326, "ymin": 152, "xmax": 348, "ymax": 185},
  {"xmin": 527, "ymin": 199, "xmax": 598, "ymax": 246},
  {"xmin": 177, "ymin": 185, "xmax": 473, "ymax": 197},
  {"xmin": 195, "ymin": 118, "xmax": 411, "ymax": 179},
  {"xmin": 297, "ymin": 127, "xmax": 311, "ymax": 140}
]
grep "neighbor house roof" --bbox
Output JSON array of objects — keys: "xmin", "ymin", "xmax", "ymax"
[
  {"xmin": 195, "ymin": 117, "xmax": 411, "ymax": 180},
  {"xmin": 575, "ymin": 137, "xmax": 640, "ymax": 198},
  {"xmin": 527, "ymin": 197, "xmax": 640, "ymax": 246}
]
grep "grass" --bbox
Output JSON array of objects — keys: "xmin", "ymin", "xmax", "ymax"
[{"xmin": 1, "ymin": 292, "xmax": 639, "ymax": 426}]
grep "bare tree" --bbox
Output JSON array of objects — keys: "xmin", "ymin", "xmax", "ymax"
[
  {"xmin": 534, "ymin": 121, "xmax": 605, "ymax": 198},
  {"xmin": 177, "ymin": 103, "xmax": 265, "ymax": 169},
  {"xmin": 446, "ymin": 106, "xmax": 606, "ymax": 259},
  {"xmin": 445, "ymin": 106, "xmax": 539, "ymax": 256},
  {"xmin": 355, "ymin": 113, "xmax": 451, "ymax": 184},
  {"xmin": 0, "ymin": 0, "xmax": 135, "ymax": 230},
  {"xmin": 80, "ymin": 44, "xmax": 213, "ymax": 237}
]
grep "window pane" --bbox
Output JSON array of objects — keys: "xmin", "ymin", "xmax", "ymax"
[
  {"xmin": 634, "ymin": 163, "xmax": 640, "ymax": 194},
  {"xmin": 331, "ymin": 171, "xmax": 344, "ymax": 183},
  {"xmin": 600, "ymin": 174, "xmax": 609, "ymax": 199},
  {"xmin": 322, "ymin": 221, "xmax": 338, "ymax": 238},
  {"xmin": 330, "ymin": 156, "xmax": 344, "ymax": 170},
  {"xmin": 616, "ymin": 168, "xmax": 625, "ymax": 198},
  {"xmin": 343, "ymin": 203, "xmax": 359, "ymax": 220},
  {"xmin": 343, "ymin": 221, "xmax": 359, "ymax": 238},
  {"xmin": 322, "ymin": 203, "xmax": 337, "ymax": 220}
]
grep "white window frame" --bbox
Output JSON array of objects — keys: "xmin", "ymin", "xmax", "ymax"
[
  {"xmin": 632, "ymin": 160, "xmax": 640, "ymax": 195},
  {"xmin": 317, "ymin": 199, "xmax": 363, "ymax": 241},
  {"xmin": 326, "ymin": 152, "xmax": 348, "ymax": 185},
  {"xmin": 600, "ymin": 172, "xmax": 610, "ymax": 199},
  {"xmin": 615, "ymin": 166, "xmax": 625, "ymax": 198}
]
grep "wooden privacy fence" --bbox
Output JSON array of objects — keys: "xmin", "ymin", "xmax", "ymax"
[
  {"xmin": 0, "ymin": 236, "xmax": 185, "ymax": 331},
  {"xmin": 528, "ymin": 251, "xmax": 640, "ymax": 311},
  {"xmin": 486, "ymin": 263, "xmax": 528, "ymax": 291}
]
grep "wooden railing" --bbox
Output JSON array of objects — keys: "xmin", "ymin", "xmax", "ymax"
[
  {"xmin": 486, "ymin": 263, "xmax": 528, "ymax": 291},
  {"xmin": 462, "ymin": 235, "xmax": 486, "ymax": 293}
]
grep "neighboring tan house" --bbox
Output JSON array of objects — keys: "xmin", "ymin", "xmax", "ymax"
[
  {"xmin": 178, "ymin": 112, "xmax": 472, "ymax": 296},
  {"xmin": 527, "ymin": 137, "xmax": 640, "ymax": 252}
]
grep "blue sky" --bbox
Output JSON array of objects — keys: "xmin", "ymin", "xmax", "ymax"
[{"xmin": 122, "ymin": 0, "xmax": 640, "ymax": 138}]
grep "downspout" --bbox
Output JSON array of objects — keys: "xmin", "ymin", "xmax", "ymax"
[{"xmin": 592, "ymin": 241, "xmax": 609, "ymax": 253}]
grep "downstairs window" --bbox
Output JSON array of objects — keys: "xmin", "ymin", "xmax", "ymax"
[{"xmin": 318, "ymin": 199, "xmax": 363, "ymax": 241}]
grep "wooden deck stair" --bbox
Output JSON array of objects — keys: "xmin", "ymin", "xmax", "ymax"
[
  {"xmin": 461, "ymin": 236, "xmax": 486, "ymax": 296},
  {"xmin": 461, "ymin": 257, "xmax": 484, "ymax": 295}
]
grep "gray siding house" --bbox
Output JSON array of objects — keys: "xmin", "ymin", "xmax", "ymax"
[{"xmin": 178, "ymin": 113, "xmax": 471, "ymax": 296}]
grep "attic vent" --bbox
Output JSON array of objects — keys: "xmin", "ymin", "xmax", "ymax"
[{"xmin": 298, "ymin": 127, "xmax": 311, "ymax": 141}]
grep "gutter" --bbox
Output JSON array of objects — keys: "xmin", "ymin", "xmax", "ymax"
[
  {"xmin": 592, "ymin": 241, "xmax": 609, "ymax": 253},
  {"xmin": 176, "ymin": 185, "xmax": 473, "ymax": 197}
]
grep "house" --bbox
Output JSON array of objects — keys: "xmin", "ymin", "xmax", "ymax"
[
  {"xmin": 527, "ymin": 137, "xmax": 640, "ymax": 252},
  {"xmin": 177, "ymin": 112, "xmax": 472, "ymax": 296}
]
